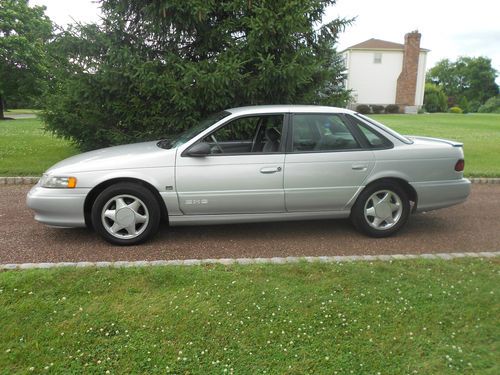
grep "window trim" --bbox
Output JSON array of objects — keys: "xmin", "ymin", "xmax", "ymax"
[
  {"xmin": 285, "ymin": 112, "xmax": 370, "ymax": 154},
  {"xmin": 182, "ymin": 113, "xmax": 289, "ymax": 157}
]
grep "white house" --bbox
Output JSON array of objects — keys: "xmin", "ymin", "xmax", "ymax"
[{"xmin": 342, "ymin": 31, "xmax": 429, "ymax": 113}]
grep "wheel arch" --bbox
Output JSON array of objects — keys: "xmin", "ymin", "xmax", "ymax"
[
  {"xmin": 84, "ymin": 177, "xmax": 169, "ymax": 228},
  {"xmin": 354, "ymin": 177, "xmax": 418, "ymax": 213}
]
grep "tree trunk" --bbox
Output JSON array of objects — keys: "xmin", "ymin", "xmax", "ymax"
[{"xmin": 0, "ymin": 95, "xmax": 4, "ymax": 120}]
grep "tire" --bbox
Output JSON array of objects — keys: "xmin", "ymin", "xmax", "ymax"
[
  {"xmin": 350, "ymin": 181, "xmax": 410, "ymax": 238},
  {"xmin": 91, "ymin": 182, "xmax": 161, "ymax": 245}
]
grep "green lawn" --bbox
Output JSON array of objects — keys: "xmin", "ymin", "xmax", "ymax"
[
  {"xmin": 372, "ymin": 113, "xmax": 500, "ymax": 177},
  {"xmin": 0, "ymin": 113, "xmax": 499, "ymax": 177},
  {"xmin": 1, "ymin": 259, "xmax": 498, "ymax": 374},
  {"xmin": 0, "ymin": 118, "xmax": 77, "ymax": 176}
]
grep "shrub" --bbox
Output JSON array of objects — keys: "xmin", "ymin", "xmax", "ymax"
[
  {"xmin": 424, "ymin": 83, "xmax": 447, "ymax": 112},
  {"xmin": 468, "ymin": 99, "xmax": 482, "ymax": 113},
  {"xmin": 356, "ymin": 104, "xmax": 371, "ymax": 114},
  {"xmin": 449, "ymin": 106, "xmax": 463, "ymax": 114},
  {"xmin": 478, "ymin": 96, "xmax": 500, "ymax": 113},
  {"xmin": 447, "ymin": 96, "xmax": 457, "ymax": 108},
  {"xmin": 457, "ymin": 97, "xmax": 470, "ymax": 114},
  {"xmin": 385, "ymin": 104, "xmax": 399, "ymax": 114},
  {"xmin": 370, "ymin": 105, "xmax": 385, "ymax": 114}
]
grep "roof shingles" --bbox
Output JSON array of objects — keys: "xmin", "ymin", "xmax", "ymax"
[{"xmin": 344, "ymin": 38, "xmax": 429, "ymax": 52}]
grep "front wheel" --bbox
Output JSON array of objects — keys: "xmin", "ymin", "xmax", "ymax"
[
  {"xmin": 91, "ymin": 183, "xmax": 161, "ymax": 245},
  {"xmin": 350, "ymin": 182, "xmax": 410, "ymax": 238}
]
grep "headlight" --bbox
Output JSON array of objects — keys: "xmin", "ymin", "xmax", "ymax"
[{"xmin": 40, "ymin": 174, "xmax": 77, "ymax": 188}]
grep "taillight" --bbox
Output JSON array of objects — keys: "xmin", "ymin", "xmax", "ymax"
[{"xmin": 455, "ymin": 159, "xmax": 464, "ymax": 172}]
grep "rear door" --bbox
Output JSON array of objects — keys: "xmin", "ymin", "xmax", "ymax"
[{"xmin": 284, "ymin": 113, "xmax": 375, "ymax": 211}]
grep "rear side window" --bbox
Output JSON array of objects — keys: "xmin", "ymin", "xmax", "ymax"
[{"xmin": 292, "ymin": 114, "xmax": 361, "ymax": 152}]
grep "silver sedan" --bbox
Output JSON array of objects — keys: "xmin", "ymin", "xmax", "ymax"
[{"xmin": 27, "ymin": 105, "xmax": 471, "ymax": 245}]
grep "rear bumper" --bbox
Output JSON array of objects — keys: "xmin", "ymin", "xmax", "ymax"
[
  {"xmin": 26, "ymin": 185, "xmax": 89, "ymax": 228},
  {"xmin": 411, "ymin": 178, "xmax": 471, "ymax": 213}
]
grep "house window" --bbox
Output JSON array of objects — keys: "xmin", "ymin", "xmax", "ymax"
[{"xmin": 373, "ymin": 53, "xmax": 382, "ymax": 64}]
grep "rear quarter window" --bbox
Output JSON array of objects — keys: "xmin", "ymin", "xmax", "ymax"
[{"xmin": 347, "ymin": 114, "xmax": 393, "ymax": 149}]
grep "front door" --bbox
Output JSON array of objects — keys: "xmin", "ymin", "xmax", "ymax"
[
  {"xmin": 176, "ymin": 114, "xmax": 286, "ymax": 215},
  {"xmin": 284, "ymin": 113, "xmax": 375, "ymax": 211}
]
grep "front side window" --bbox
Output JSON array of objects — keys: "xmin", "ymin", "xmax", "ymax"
[
  {"xmin": 292, "ymin": 114, "xmax": 360, "ymax": 152},
  {"xmin": 167, "ymin": 111, "xmax": 230, "ymax": 148},
  {"xmin": 373, "ymin": 53, "xmax": 382, "ymax": 64},
  {"xmin": 202, "ymin": 115, "xmax": 284, "ymax": 155}
]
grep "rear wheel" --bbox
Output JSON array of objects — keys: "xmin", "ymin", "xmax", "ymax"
[
  {"xmin": 351, "ymin": 182, "xmax": 410, "ymax": 237},
  {"xmin": 91, "ymin": 183, "xmax": 161, "ymax": 245}
]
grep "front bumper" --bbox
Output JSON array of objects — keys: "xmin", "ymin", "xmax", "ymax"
[
  {"xmin": 26, "ymin": 185, "xmax": 90, "ymax": 228},
  {"xmin": 411, "ymin": 178, "xmax": 471, "ymax": 213}
]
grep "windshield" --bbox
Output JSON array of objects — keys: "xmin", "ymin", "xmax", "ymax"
[
  {"xmin": 355, "ymin": 114, "xmax": 413, "ymax": 144},
  {"xmin": 158, "ymin": 111, "xmax": 231, "ymax": 149}
]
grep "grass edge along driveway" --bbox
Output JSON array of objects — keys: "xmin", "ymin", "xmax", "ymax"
[{"xmin": 1, "ymin": 258, "xmax": 498, "ymax": 374}]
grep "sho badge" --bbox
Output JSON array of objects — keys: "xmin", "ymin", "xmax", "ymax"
[{"xmin": 185, "ymin": 199, "xmax": 208, "ymax": 205}]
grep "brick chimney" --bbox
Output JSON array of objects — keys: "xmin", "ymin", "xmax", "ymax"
[{"xmin": 395, "ymin": 31, "xmax": 421, "ymax": 107}]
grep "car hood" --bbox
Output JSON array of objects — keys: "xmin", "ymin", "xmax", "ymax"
[{"xmin": 46, "ymin": 141, "xmax": 176, "ymax": 174}]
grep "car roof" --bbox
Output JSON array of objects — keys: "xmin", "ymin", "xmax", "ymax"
[{"xmin": 226, "ymin": 105, "xmax": 356, "ymax": 115}]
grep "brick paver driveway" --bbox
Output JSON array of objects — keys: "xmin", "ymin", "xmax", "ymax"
[{"xmin": 1, "ymin": 184, "xmax": 499, "ymax": 264}]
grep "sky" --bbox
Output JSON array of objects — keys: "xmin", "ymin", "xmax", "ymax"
[
  {"xmin": 328, "ymin": 0, "xmax": 500, "ymax": 80},
  {"xmin": 31, "ymin": 0, "xmax": 500, "ymax": 82},
  {"xmin": 31, "ymin": 0, "xmax": 102, "ymax": 26}
]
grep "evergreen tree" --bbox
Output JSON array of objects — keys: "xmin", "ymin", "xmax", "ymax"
[{"xmin": 43, "ymin": 0, "xmax": 352, "ymax": 150}]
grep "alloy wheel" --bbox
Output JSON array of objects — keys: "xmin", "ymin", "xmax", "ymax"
[
  {"xmin": 101, "ymin": 194, "xmax": 149, "ymax": 239},
  {"xmin": 363, "ymin": 190, "xmax": 403, "ymax": 230}
]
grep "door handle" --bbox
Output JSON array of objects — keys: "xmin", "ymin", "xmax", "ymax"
[
  {"xmin": 260, "ymin": 166, "xmax": 282, "ymax": 174},
  {"xmin": 352, "ymin": 164, "xmax": 368, "ymax": 171}
]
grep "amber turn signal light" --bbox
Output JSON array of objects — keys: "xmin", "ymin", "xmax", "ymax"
[{"xmin": 67, "ymin": 177, "xmax": 77, "ymax": 188}]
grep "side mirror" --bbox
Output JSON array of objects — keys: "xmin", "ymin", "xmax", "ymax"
[{"xmin": 186, "ymin": 142, "xmax": 211, "ymax": 157}]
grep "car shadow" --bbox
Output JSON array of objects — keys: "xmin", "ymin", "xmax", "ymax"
[{"xmin": 51, "ymin": 213, "xmax": 448, "ymax": 246}]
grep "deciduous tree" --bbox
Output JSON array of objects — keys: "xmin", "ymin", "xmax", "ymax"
[
  {"xmin": 0, "ymin": 0, "xmax": 52, "ymax": 118},
  {"xmin": 427, "ymin": 56, "xmax": 498, "ymax": 112}
]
